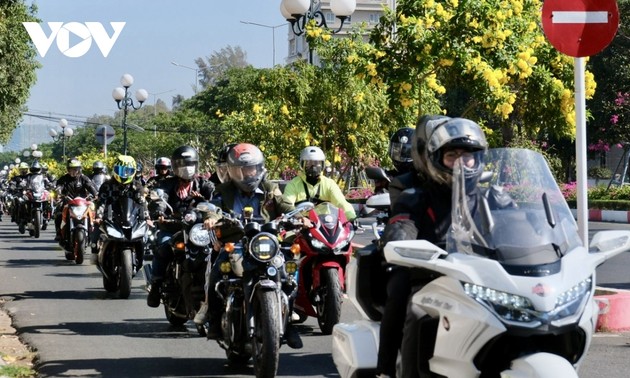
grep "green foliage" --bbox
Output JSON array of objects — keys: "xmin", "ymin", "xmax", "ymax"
[
  {"xmin": 0, "ymin": 365, "xmax": 36, "ymax": 378},
  {"xmin": 506, "ymin": 134, "xmax": 564, "ymax": 182},
  {"xmin": 588, "ymin": 167, "xmax": 612, "ymax": 179},
  {"xmin": 367, "ymin": 0, "xmax": 587, "ymax": 145},
  {"xmin": 0, "ymin": 1, "xmax": 40, "ymax": 143}
]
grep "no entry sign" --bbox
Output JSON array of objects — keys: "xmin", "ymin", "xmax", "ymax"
[{"xmin": 542, "ymin": 0, "xmax": 619, "ymax": 57}]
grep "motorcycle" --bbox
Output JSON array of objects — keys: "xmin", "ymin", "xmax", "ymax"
[
  {"xmin": 142, "ymin": 191, "xmax": 214, "ymax": 336},
  {"xmin": 23, "ymin": 174, "xmax": 51, "ymax": 238},
  {"xmin": 291, "ymin": 202, "xmax": 355, "ymax": 335},
  {"xmin": 60, "ymin": 196, "xmax": 95, "ymax": 265},
  {"xmin": 332, "ymin": 148, "xmax": 630, "ymax": 378},
  {"xmin": 96, "ymin": 194, "xmax": 148, "ymax": 299},
  {"xmin": 210, "ymin": 203, "xmax": 312, "ymax": 378}
]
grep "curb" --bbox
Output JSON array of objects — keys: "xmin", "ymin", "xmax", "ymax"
[
  {"xmin": 594, "ymin": 287, "xmax": 630, "ymax": 332},
  {"xmin": 570, "ymin": 209, "xmax": 630, "ymax": 223}
]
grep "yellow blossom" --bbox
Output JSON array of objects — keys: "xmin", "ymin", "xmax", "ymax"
[
  {"xmin": 280, "ymin": 104, "xmax": 289, "ymax": 116},
  {"xmin": 253, "ymin": 103, "xmax": 263, "ymax": 113}
]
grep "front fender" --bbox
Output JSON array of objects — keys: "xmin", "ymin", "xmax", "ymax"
[{"xmin": 500, "ymin": 353, "xmax": 578, "ymax": 378}]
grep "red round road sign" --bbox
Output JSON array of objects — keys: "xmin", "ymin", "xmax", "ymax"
[{"xmin": 542, "ymin": 0, "xmax": 619, "ymax": 57}]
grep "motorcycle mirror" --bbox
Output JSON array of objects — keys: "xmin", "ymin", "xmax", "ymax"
[{"xmin": 365, "ymin": 166, "xmax": 390, "ymax": 182}]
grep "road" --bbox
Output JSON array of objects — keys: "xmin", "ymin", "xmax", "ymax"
[{"xmin": 0, "ymin": 220, "xmax": 629, "ymax": 377}]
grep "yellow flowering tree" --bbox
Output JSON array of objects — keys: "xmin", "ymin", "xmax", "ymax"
[{"xmin": 367, "ymin": 0, "xmax": 594, "ymax": 144}]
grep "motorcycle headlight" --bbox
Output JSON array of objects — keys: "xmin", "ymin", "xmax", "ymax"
[
  {"xmin": 189, "ymin": 223, "xmax": 211, "ymax": 247},
  {"xmin": 183, "ymin": 210, "xmax": 197, "ymax": 225},
  {"xmin": 310, "ymin": 238, "xmax": 326, "ymax": 250},
  {"xmin": 462, "ymin": 277, "xmax": 593, "ymax": 327},
  {"xmin": 106, "ymin": 225, "xmax": 124, "ymax": 239},
  {"xmin": 248, "ymin": 232, "xmax": 279, "ymax": 263},
  {"xmin": 71, "ymin": 205, "xmax": 88, "ymax": 220}
]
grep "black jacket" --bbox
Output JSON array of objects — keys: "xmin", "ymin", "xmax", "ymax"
[
  {"xmin": 56, "ymin": 174, "xmax": 98, "ymax": 199},
  {"xmin": 154, "ymin": 176, "xmax": 214, "ymax": 232}
]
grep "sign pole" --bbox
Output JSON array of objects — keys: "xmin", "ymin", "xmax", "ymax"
[
  {"xmin": 574, "ymin": 57, "xmax": 588, "ymax": 245},
  {"xmin": 104, "ymin": 140, "xmax": 108, "ymax": 159}
]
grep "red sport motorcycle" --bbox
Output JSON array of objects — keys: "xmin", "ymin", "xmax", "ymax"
[{"xmin": 291, "ymin": 202, "xmax": 354, "ymax": 335}]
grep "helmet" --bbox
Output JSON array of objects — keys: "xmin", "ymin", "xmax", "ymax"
[
  {"xmin": 41, "ymin": 162, "xmax": 49, "ymax": 173},
  {"xmin": 171, "ymin": 145, "xmax": 199, "ymax": 181},
  {"xmin": 411, "ymin": 115, "xmax": 451, "ymax": 173},
  {"xmin": 389, "ymin": 127, "xmax": 414, "ymax": 174},
  {"xmin": 299, "ymin": 146, "xmax": 326, "ymax": 181},
  {"xmin": 19, "ymin": 162, "xmax": 29, "ymax": 175},
  {"xmin": 216, "ymin": 143, "xmax": 236, "ymax": 183},
  {"xmin": 227, "ymin": 143, "xmax": 266, "ymax": 193},
  {"xmin": 93, "ymin": 161, "xmax": 105, "ymax": 174},
  {"xmin": 113, "ymin": 155, "xmax": 137, "ymax": 184},
  {"xmin": 419, "ymin": 117, "xmax": 487, "ymax": 186},
  {"xmin": 30, "ymin": 161, "xmax": 42, "ymax": 174},
  {"xmin": 67, "ymin": 158, "xmax": 82, "ymax": 178},
  {"xmin": 155, "ymin": 157, "xmax": 171, "ymax": 172}
]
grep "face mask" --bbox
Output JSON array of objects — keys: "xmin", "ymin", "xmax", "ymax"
[
  {"xmin": 176, "ymin": 166, "xmax": 196, "ymax": 180},
  {"xmin": 305, "ymin": 165, "xmax": 322, "ymax": 181}
]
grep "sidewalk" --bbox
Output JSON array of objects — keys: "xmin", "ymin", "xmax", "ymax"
[
  {"xmin": 0, "ymin": 299, "xmax": 36, "ymax": 376},
  {"xmin": 571, "ymin": 208, "xmax": 630, "ymax": 223}
]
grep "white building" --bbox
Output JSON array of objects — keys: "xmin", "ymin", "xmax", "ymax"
[{"xmin": 285, "ymin": 0, "xmax": 395, "ymax": 65}]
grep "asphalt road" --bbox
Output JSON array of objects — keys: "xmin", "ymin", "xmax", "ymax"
[{"xmin": 0, "ymin": 220, "xmax": 629, "ymax": 377}]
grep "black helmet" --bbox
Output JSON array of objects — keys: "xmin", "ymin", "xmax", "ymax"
[
  {"xmin": 93, "ymin": 161, "xmax": 105, "ymax": 174},
  {"xmin": 216, "ymin": 143, "xmax": 236, "ymax": 183},
  {"xmin": 171, "ymin": 145, "xmax": 199, "ymax": 181},
  {"xmin": 389, "ymin": 127, "xmax": 414, "ymax": 174},
  {"xmin": 30, "ymin": 161, "xmax": 42, "ymax": 174},
  {"xmin": 411, "ymin": 115, "xmax": 451, "ymax": 174},
  {"xmin": 420, "ymin": 117, "xmax": 488, "ymax": 186}
]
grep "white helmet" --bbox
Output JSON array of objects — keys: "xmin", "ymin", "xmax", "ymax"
[{"xmin": 299, "ymin": 146, "xmax": 326, "ymax": 181}]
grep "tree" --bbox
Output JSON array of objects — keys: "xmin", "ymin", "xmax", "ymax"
[
  {"xmin": 195, "ymin": 45, "xmax": 249, "ymax": 89},
  {"xmin": 366, "ymin": 0, "xmax": 590, "ymax": 146},
  {"xmin": 0, "ymin": 0, "xmax": 40, "ymax": 143},
  {"xmin": 587, "ymin": 0, "xmax": 630, "ymax": 157}
]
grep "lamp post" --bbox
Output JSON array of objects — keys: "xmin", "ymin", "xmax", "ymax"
[
  {"xmin": 171, "ymin": 61, "xmax": 199, "ymax": 94},
  {"xmin": 48, "ymin": 118, "xmax": 74, "ymax": 160},
  {"xmin": 112, "ymin": 73, "xmax": 148, "ymax": 155},
  {"xmin": 240, "ymin": 21, "xmax": 287, "ymax": 66},
  {"xmin": 280, "ymin": 0, "xmax": 356, "ymax": 63}
]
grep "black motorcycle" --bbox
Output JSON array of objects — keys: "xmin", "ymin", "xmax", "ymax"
[
  {"xmin": 210, "ymin": 203, "xmax": 311, "ymax": 378},
  {"xmin": 96, "ymin": 194, "xmax": 148, "ymax": 299},
  {"xmin": 143, "ymin": 192, "xmax": 215, "ymax": 336}
]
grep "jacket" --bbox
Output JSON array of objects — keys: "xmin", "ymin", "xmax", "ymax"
[{"xmin": 282, "ymin": 173, "xmax": 356, "ymax": 220}]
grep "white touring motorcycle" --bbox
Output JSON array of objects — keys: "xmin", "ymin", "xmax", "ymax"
[{"xmin": 333, "ymin": 148, "xmax": 630, "ymax": 378}]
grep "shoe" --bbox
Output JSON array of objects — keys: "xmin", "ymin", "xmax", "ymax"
[
  {"xmin": 54, "ymin": 234, "xmax": 61, "ymax": 241},
  {"xmin": 146, "ymin": 285, "xmax": 161, "ymax": 308},
  {"xmin": 206, "ymin": 320, "xmax": 221, "ymax": 340},
  {"xmin": 194, "ymin": 303, "xmax": 208, "ymax": 325},
  {"xmin": 18, "ymin": 224, "xmax": 25, "ymax": 234},
  {"xmin": 284, "ymin": 324, "xmax": 303, "ymax": 349}
]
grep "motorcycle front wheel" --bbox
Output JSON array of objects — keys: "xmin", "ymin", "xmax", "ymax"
[
  {"xmin": 33, "ymin": 209, "xmax": 41, "ymax": 238},
  {"xmin": 73, "ymin": 229, "xmax": 86, "ymax": 265},
  {"xmin": 118, "ymin": 249, "xmax": 134, "ymax": 299},
  {"xmin": 252, "ymin": 290, "xmax": 281, "ymax": 378},
  {"xmin": 317, "ymin": 268, "xmax": 343, "ymax": 335}
]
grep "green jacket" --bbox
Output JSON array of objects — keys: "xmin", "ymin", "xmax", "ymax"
[
  {"xmin": 282, "ymin": 173, "xmax": 356, "ymax": 220},
  {"xmin": 206, "ymin": 180, "xmax": 294, "ymax": 222}
]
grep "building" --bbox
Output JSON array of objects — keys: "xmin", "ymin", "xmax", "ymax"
[{"xmin": 286, "ymin": 0, "xmax": 394, "ymax": 65}]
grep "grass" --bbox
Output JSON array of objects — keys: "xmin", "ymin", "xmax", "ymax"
[{"xmin": 0, "ymin": 365, "xmax": 37, "ymax": 377}]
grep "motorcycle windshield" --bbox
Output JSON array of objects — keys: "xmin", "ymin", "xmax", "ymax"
[
  {"xmin": 447, "ymin": 148, "xmax": 581, "ymax": 273},
  {"xmin": 312, "ymin": 202, "xmax": 341, "ymax": 229},
  {"xmin": 30, "ymin": 175, "xmax": 45, "ymax": 193},
  {"xmin": 110, "ymin": 196, "xmax": 141, "ymax": 227}
]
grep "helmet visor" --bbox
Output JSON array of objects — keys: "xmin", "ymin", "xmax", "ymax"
[
  {"xmin": 228, "ymin": 163, "xmax": 265, "ymax": 192},
  {"xmin": 114, "ymin": 165, "xmax": 136, "ymax": 179},
  {"xmin": 390, "ymin": 142, "xmax": 412, "ymax": 162}
]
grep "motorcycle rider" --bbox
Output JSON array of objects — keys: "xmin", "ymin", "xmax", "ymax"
[
  {"xmin": 195, "ymin": 143, "xmax": 303, "ymax": 349},
  {"xmin": 145, "ymin": 157, "xmax": 172, "ymax": 190},
  {"xmin": 94, "ymin": 155, "xmax": 150, "ymax": 257},
  {"xmin": 282, "ymin": 146, "xmax": 356, "ymax": 221},
  {"xmin": 40, "ymin": 163, "xmax": 56, "ymax": 186},
  {"xmin": 54, "ymin": 158, "xmax": 98, "ymax": 242},
  {"xmin": 208, "ymin": 143, "xmax": 235, "ymax": 185},
  {"xmin": 9, "ymin": 162, "xmax": 31, "ymax": 228},
  {"xmin": 146, "ymin": 145, "xmax": 214, "ymax": 308},
  {"xmin": 375, "ymin": 117, "xmax": 489, "ymax": 378},
  {"xmin": 89, "ymin": 161, "xmax": 108, "ymax": 191},
  {"xmin": 372, "ymin": 128, "xmax": 415, "ymax": 195}
]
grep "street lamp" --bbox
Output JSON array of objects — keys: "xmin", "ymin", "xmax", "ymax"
[
  {"xmin": 280, "ymin": 0, "xmax": 356, "ymax": 36},
  {"xmin": 171, "ymin": 61, "xmax": 199, "ymax": 94},
  {"xmin": 112, "ymin": 73, "xmax": 148, "ymax": 155},
  {"xmin": 240, "ymin": 21, "xmax": 287, "ymax": 66},
  {"xmin": 48, "ymin": 118, "xmax": 74, "ymax": 160}
]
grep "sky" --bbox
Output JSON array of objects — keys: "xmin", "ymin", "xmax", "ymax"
[{"xmin": 9, "ymin": 0, "xmax": 290, "ymax": 150}]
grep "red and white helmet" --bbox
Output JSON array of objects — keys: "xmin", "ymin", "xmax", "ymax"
[{"xmin": 227, "ymin": 143, "xmax": 266, "ymax": 192}]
